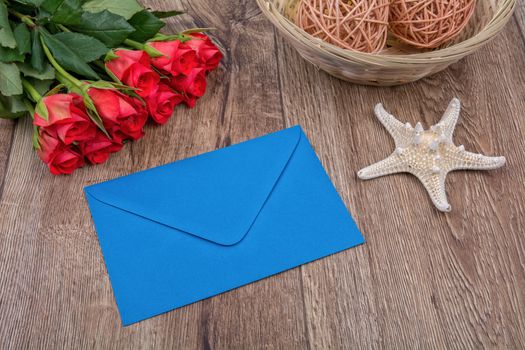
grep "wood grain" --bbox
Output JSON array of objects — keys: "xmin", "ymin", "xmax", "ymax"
[
  {"xmin": 0, "ymin": 119, "xmax": 14, "ymax": 198},
  {"xmin": 1, "ymin": 0, "xmax": 525, "ymax": 348}
]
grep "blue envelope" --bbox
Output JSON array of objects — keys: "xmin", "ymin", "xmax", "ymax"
[{"xmin": 85, "ymin": 125, "xmax": 364, "ymax": 325}]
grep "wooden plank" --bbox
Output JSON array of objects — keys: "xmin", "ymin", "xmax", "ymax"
[
  {"xmin": 0, "ymin": 0, "xmax": 309, "ymax": 349},
  {"xmin": 0, "ymin": 120, "xmax": 15, "ymax": 199},
  {"xmin": 276, "ymin": 11, "xmax": 525, "ymax": 349},
  {"xmin": 162, "ymin": 1, "xmax": 309, "ymax": 349},
  {"xmin": 514, "ymin": 0, "xmax": 525, "ymax": 37},
  {"xmin": 1, "ymin": 0, "xmax": 525, "ymax": 348}
]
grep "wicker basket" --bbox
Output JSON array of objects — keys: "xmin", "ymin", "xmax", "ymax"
[{"xmin": 256, "ymin": 0, "xmax": 516, "ymax": 86}]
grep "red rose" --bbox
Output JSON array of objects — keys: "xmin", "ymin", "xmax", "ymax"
[
  {"xmin": 185, "ymin": 33, "xmax": 222, "ymax": 72},
  {"xmin": 149, "ymin": 40, "xmax": 199, "ymax": 76},
  {"xmin": 106, "ymin": 49, "xmax": 160, "ymax": 98},
  {"xmin": 124, "ymin": 63, "xmax": 160, "ymax": 98},
  {"xmin": 106, "ymin": 49, "xmax": 150, "ymax": 74},
  {"xmin": 80, "ymin": 131, "xmax": 123, "ymax": 165},
  {"xmin": 33, "ymin": 93, "xmax": 97, "ymax": 145},
  {"xmin": 170, "ymin": 68, "xmax": 207, "ymax": 108},
  {"xmin": 146, "ymin": 83, "xmax": 183, "ymax": 124},
  {"xmin": 37, "ymin": 130, "xmax": 84, "ymax": 175},
  {"xmin": 88, "ymin": 88, "xmax": 148, "ymax": 142}
]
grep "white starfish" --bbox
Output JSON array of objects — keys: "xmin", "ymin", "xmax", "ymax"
[{"xmin": 357, "ymin": 98, "xmax": 506, "ymax": 212}]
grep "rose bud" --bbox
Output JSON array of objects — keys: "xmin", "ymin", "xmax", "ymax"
[
  {"xmin": 106, "ymin": 49, "xmax": 160, "ymax": 98},
  {"xmin": 185, "ymin": 33, "xmax": 223, "ymax": 72},
  {"xmin": 148, "ymin": 40, "xmax": 199, "ymax": 76},
  {"xmin": 88, "ymin": 88, "xmax": 148, "ymax": 142},
  {"xmin": 33, "ymin": 93, "xmax": 97, "ymax": 145},
  {"xmin": 80, "ymin": 131, "xmax": 123, "ymax": 165},
  {"xmin": 170, "ymin": 67, "xmax": 207, "ymax": 108},
  {"xmin": 37, "ymin": 130, "xmax": 84, "ymax": 175},
  {"xmin": 146, "ymin": 83, "xmax": 183, "ymax": 125}
]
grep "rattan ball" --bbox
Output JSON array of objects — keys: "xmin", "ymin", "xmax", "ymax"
[
  {"xmin": 389, "ymin": 0, "xmax": 477, "ymax": 49},
  {"xmin": 295, "ymin": 0, "xmax": 389, "ymax": 53}
]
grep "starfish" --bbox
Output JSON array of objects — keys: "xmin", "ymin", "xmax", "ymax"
[{"xmin": 357, "ymin": 98, "xmax": 506, "ymax": 212}]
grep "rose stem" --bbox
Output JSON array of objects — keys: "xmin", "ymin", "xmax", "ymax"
[
  {"xmin": 56, "ymin": 24, "xmax": 70, "ymax": 32},
  {"xmin": 40, "ymin": 37, "xmax": 83, "ymax": 88},
  {"xmin": 23, "ymin": 99, "xmax": 35, "ymax": 117},
  {"xmin": 123, "ymin": 38, "xmax": 164, "ymax": 58},
  {"xmin": 21, "ymin": 79, "xmax": 42, "ymax": 102},
  {"xmin": 55, "ymin": 70, "xmax": 75, "ymax": 87},
  {"xmin": 8, "ymin": 9, "xmax": 36, "ymax": 27}
]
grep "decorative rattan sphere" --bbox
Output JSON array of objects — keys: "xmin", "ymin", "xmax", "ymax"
[
  {"xmin": 296, "ymin": 0, "xmax": 389, "ymax": 53},
  {"xmin": 389, "ymin": 0, "xmax": 477, "ymax": 49}
]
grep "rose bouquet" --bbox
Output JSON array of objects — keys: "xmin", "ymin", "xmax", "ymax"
[{"xmin": 0, "ymin": 0, "xmax": 222, "ymax": 174}]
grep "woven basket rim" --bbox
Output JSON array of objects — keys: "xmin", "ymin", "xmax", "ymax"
[{"xmin": 258, "ymin": 0, "xmax": 516, "ymax": 64}]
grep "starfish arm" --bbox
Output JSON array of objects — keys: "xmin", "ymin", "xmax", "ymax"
[
  {"xmin": 416, "ymin": 172, "xmax": 451, "ymax": 212},
  {"xmin": 436, "ymin": 98, "xmax": 461, "ymax": 142},
  {"xmin": 447, "ymin": 150, "xmax": 506, "ymax": 171},
  {"xmin": 374, "ymin": 104, "xmax": 411, "ymax": 147},
  {"xmin": 357, "ymin": 153, "xmax": 405, "ymax": 180}
]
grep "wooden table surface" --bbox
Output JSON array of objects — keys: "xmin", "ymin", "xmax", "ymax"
[{"xmin": 1, "ymin": 0, "xmax": 525, "ymax": 348}]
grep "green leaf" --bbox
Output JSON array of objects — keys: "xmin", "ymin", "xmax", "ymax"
[
  {"xmin": 151, "ymin": 10, "xmax": 184, "ymax": 19},
  {"xmin": 0, "ymin": 62, "xmax": 23, "ymax": 96},
  {"xmin": 128, "ymin": 10, "xmax": 165, "ymax": 42},
  {"xmin": 13, "ymin": 23, "xmax": 31, "ymax": 54},
  {"xmin": 41, "ymin": 31, "xmax": 100, "ymax": 79},
  {"xmin": 52, "ymin": 32, "xmax": 108, "ymax": 62},
  {"xmin": 0, "ymin": 94, "xmax": 29, "ymax": 119},
  {"xmin": 69, "ymin": 10, "xmax": 135, "ymax": 47},
  {"xmin": 0, "ymin": 46, "xmax": 25, "ymax": 62},
  {"xmin": 7, "ymin": 1, "xmax": 40, "ymax": 15},
  {"xmin": 82, "ymin": 0, "xmax": 142, "ymax": 20},
  {"xmin": 0, "ymin": 3, "xmax": 16, "ymax": 49},
  {"xmin": 35, "ymin": 81, "xmax": 53, "ymax": 96},
  {"xmin": 1, "ymin": 95, "xmax": 27, "ymax": 113},
  {"xmin": 0, "ymin": 112, "xmax": 24, "ymax": 119},
  {"xmin": 30, "ymin": 30, "xmax": 46, "ymax": 72},
  {"xmin": 27, "ymin": 78, "xmax": 54, "ymax": 95},
  {"xmin": 40, "ymin": 0, "xmax": 83, "ymax": 25},
  {"xmin": 19, "ymin": 62, "xmax": 55, "ymax": 80},
  {"xmin": 11, "ymin": 96, "xmax": 29, "ymax": 113},
  {"xmin": 13, "ymin": 0, "xmax": 44, "ymax": 7},
  {"xmin": 0, "ymin": 109, "xmax": 26, "ymax": 119}
]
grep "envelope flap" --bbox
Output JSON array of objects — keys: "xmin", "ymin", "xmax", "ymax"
[{"xmin": 85, "ymin": 126, "xmax": 302, "ymax": 246}]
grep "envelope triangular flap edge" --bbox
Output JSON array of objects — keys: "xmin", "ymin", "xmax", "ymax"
[{"xmin": 85, "ymin": 126, "xmax": 303, "ymax": 246}]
